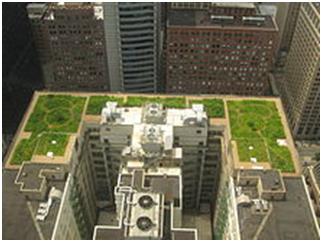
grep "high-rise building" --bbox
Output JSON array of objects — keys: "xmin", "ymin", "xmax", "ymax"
[
  {"xmin": 27, "ymin": 3, "xmax": 110, "ymax": 91},
  {"xmin": 3, "ymin": 92, "xmax": 319, "ymax": 240},
  {"xmin": 83, "ymin": 101, "xmax": 221, "ymax": 210},
  {"xmin": 277, "ymin": 3, "xmax": 320, "ymax": 140},
  {"xmin": 275, "ymin": 3, "xmax": 301, "ymax": 53},
  {"xmin": 3, "ymin": 3, "xmax": 43, "ymax": 152},
  {"xmin": 103, "ymin": 3, "xmax": 161, "ymax": 93},
  {"xmin": 165, "ymin": 3, "xmax": 278, "ymax": 95},
  {"xmin": 3, "ymin": 92, "xmax": 225, "ymax": 239}
]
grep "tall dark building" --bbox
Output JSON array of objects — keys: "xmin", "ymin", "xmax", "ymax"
[
  {"xmin": 2, "ymin": 3, "xmax": 43, "ymax": 156},
  {"xmin": 27, "ymin": 3, "xmax": 110, "ymax": 91},
  {"xmin": 165, "ymin": 3, "xmax": 278, "ymax": 95}
]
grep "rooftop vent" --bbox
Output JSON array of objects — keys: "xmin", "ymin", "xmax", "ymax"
[
  {"xmin": 137, "ymin": 216, "xmax": 154, "ymax": 231},
  {"xmin": 138, "ymin": 195, "xmax": 154, "ymax": 209},
  {"xmin": 242, "ymin": 16, "xmax": 265, "ymax": 26},
  {"xmin": 211, "ymin": 15, "xmax": 234, "ymax": 23}
]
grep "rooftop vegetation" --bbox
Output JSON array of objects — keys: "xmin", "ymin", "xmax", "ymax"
[
  {"xmin": 125, "ymin": 96, "xmax": 186, "ymax": 108},
  {"xmin": 35, "ymin": 133, "xmax": 69, "ymax": 156},
  {"xmin": 189, "ymin": 98, "xmax": 225, "ymax": 118},
  {"xmin": 10, "ymin": 95, "xmax": 86, "ymax": 165},
  {"xmin": 10, "ymin": 139, "xmax": 35, "ymax": 165},
  {"xmin": 25, "ymin": 95, "xmax": 86, "ymax": 133},
  {"xmin": 227, "ymin": 100, "xmax": 295, "ymax": 172},
  {"xmin": 86, "ymin": 96, "xmax": 124, "ymax": 115}
]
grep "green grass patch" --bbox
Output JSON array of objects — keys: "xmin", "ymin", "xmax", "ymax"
[
  {"xmin": 227, "ymin": 100, "xmax": 294, "ymax": 172},
  {"xmin": 189, "ymin": 99, "xmax": 224, "ymax": 118},
  {"xmin": 125, "ymin": 96, "xmax": 186, "ymax": 108},
  {"xmin": 10, "ymin": 94, "xmax": 86, "ymax": 166},
  {"xmin": 10, "ymin": 139, "xmax": 35, "ymax": 165},
  {"xmin": 86, "ymin": 96, "xmax": 124, "ymax": 115},
  {"xmin": 267, "ymin": 140, "xmax": 295, "ymax": 172},
  {"xmin": 35, "ymin": 133, "xmax": 69, "ymax": 156},
  {"xmin": 25, "ymin": 95, "xmax": 86, "ymax": 133},
  {"xmin": 11, "ymin": 133, "xmax": 70, "ymax": 165},
  {"xmin": 236, "ymin": 138, "xmax": 268, "ymax": 162}
]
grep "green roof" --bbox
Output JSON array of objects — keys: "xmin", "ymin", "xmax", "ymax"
[
  {"xmin": 227, "ymin": 100, "xmax": 294, "ymax": 173},
  {"xmin": 10, "ymin": 95, "xmax": 86, "ymax": 165}
]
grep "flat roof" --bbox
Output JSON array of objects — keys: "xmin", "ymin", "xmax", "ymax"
[
  {"xmin": 213, "ymin": 3, "xmax": 255, "ymax": 9},
  {"xmin": 4, "ymin": 91, "xmax": 300, "ymax": 175},
  {"xmin": 15, "ymin": 162, "xmax": 65, "ymax": 190},
  {"xmin": 168, "ymin": 9, "xmax": 276, "ymax": 29},
  {"xmin": 172, "ymin": 230, "xmax": 197, "ymax": 239},
  {"xmin": 3, "ymin": 169, "xmax": 66, "ymax": 240},
  {"xmin": 2, "ymin": 91, "xmax": 304, "ymax": 240},
  {"xmin": 238, "ymin": 169, "xmax": 284, "ymax": 191},
  {"xmin": 238, "ymin": 177, "xmax": 319, "ymax": 239},
  {"xmin": 2, "ymin": 170, "xmax": 40, "ymax": 240}
]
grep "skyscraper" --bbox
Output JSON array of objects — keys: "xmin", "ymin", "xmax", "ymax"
[
  {"xmin": 103, "ymin": 3, "xmax": 161, "ymax": 93},
  {"xmin": 4, "ymin": 92, "xmax": 226, "ymax": 239},
  {"xmin": 278, "ymin": 3, "xmax": 320, "ymax": 140},
  {"xmin": 4, "ymin": 92, "xmax": 318, "ymax": 240},
  {"xmin": 275, "ymin": 3, "xmax": 301, "ymax": 53},
  {"xmin": 3, "ymin": 2, "xmax": 43, "ymax": 155},
  {"xmin": 165, "ymin": 3, "xmax": 278, "ymax": 95},
  {"xmin": 27, "ymin": 3, "xmax": 110, "ymax": 91}
]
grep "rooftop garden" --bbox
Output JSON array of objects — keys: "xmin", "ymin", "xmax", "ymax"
[
  {"xmin": 189, "ymin": 98, "xmax": 225, "ymax": 118},
  {"xmin": 34, "ymin": 133, "xmax": 70, "ymax": 156},
  {"xmin": 227, "ymin": 100, "xmax": 294, "ymax": 173},
  {"xmin": 125, "ymin": 96, "xmax": 186, "ymax": 108},
  {"xmin": 86, "ymin": 96, "xmax": 124, "ymax": 115},
  {"xmin": 10, "ymin": 95, "xmax": 86, "ymax": 165}
]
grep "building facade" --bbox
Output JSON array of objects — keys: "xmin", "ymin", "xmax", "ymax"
[
  {"xmin": 165, "ymin": 4, "xmax": 278, "ymax": 95},
  {"xmin": 27, "ymin": 3, "xmax": 109, "ymax": 91},
  {"xmin": 278, "ymin": 3, "xmax": 320, "ymax": 140},
  {"xmin": 3, "ymin": 3, "xmax": 43, "ymax": 150},
  {"xmin": 6, "ymin": 98, "xmax": 223, "ymax": 239},
  {"xmin": 275, "ymin": 3, "xmax": 301, "ymax": 53},
  {"xmin": 81, "ymin": 102, "xmax": 222, "ymax": 211},
  {"xmin": 103, "ymin": 3, "xmax": 161, "ymax": 93}
]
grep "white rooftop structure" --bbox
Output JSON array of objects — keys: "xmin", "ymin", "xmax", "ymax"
[
  {"xmin": 94, "ymin": 5, "xmax": 104, "ymax": 20},
  {"xmin": 101, "ymin": 102, "xmax": 207, "ymax": 127},
  {"xmin": 101, "ymin": 102, "xmax": 207, "ymax": 165},
  {"xmin": 213, "ymin": 2, "xmax": 255, "ymax": 9},
  {"xmin": 128, "ymin": 192, "xmax": 163, "ymax": 238}
]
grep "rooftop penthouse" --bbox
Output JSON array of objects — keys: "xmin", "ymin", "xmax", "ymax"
[
  {"xmin": 27, "ymin": 2, "xmax": 103, "ymax": 21},
  {"xmin": 168, "ymin": 9, "xmax": 277, "ymax": 30},
  {"xmin": 234, "ymin": 169, "xmax": 319, "ymax": 239}
]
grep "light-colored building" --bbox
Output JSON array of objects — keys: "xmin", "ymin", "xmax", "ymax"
[
  {"xmin": 103, "ymin": 3, "xmax": 161, "ymax": 93},
  {"xmin": 304, "ymin": 162, "xmax": 320, "ymax": 217},
  {"xmin": 278, "ymin": 3, "xmax": 320, "ymax": 140},
  {"xmin": 82, "ymin": 102, "xmax": 221, "ymax": 211},
  {"xmin": 4, "ymin": 92, "xmax": 318, "ymax": 240},
  {"xmin": 4, "ymin": 93, "xmax": 226, "ymax": 239},
  {"xmin": 275, "ymin": 3, "xmax": 301, "ymax": 53}
]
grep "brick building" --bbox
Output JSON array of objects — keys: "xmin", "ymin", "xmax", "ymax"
[
  {"xmin": 165, "ymin": 4, "xmax": 278, "ymax": 95},
  {"xmin": 27, "ymin": 3, "xmax": 109, "ymax": 91}
]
